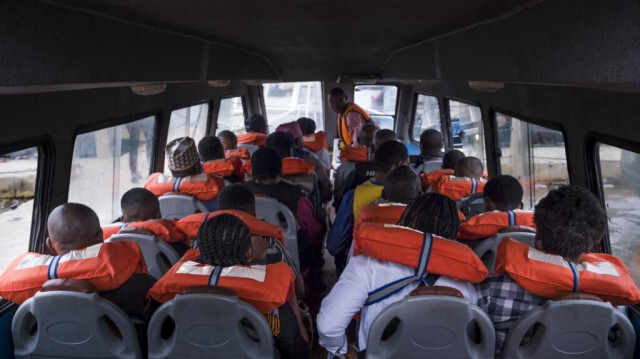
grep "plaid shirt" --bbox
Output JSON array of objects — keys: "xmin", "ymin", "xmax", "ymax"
[{"xmin": 475, "ymin": 274, "xmax": 547, "ymax": 355}]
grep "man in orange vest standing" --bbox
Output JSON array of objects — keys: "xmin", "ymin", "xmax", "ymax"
[{"xmin": 328, "ymin": 88, "xmax": 371, "ymax": 147}]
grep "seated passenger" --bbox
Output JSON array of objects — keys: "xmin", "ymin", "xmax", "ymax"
[
  {"xmin": 328, "ymin": 140, "xmax": 409, "ymax": 276},
  {"xmin": 297, "ymin": 117, "xmax": 331, "ymax": 171},
  {"xmin": 432, "ymin": 156, "xmax": 486, "ymax": 201},
  {"xmin": 149, "ymin": 214, "xmax": 309, "ymax": 358},
  {"xmin": 198, "ymin": 135, "xmax": 243, "ymax": 182},
  {"xmin": 217, "ymin": 130, "xmax": 251, "ymax": 160},
  {"xmin": 420, "ymin": 149, "xmax": 465, "ymax": 190},
  {"xmin": 319, "ymin": 193, "xmax": 485, "ymax": 357},
  {"xmin": 144, "ymin": 136, "xmax": 225, "ymax": 210},
  {"xmin": 476, "ymin": 185, "xmax": 640, "ymax": 354},
  {"xmin": 413, "ymin": 129, "xmax": 444, "ymax": 173},
  {"xmin": 237, "ymin": 113, "xmax": 268, "ymax": 148},
  {"xmin": 457, "ymin": 175, "xmax": 535, "ymax": 240}
]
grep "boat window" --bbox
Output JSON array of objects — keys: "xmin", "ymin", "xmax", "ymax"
[
  {"xmin": 449, "ymin": 100, "xmax": 486, "ymax": 165},
  {"xmin": 263, "ymin": 82, "xmax": 324, "ymax": 132},
  {"xmin": 354, "ymin": 85, "xmax": 397, "ymax": 130},
  {"xmin": 412, "ymin": 94, "xmax": 441, "ymax": 141},
  {"xmin": 165, "ymin": 103, "xmax": 209, "ymax": 173},
  {"xmin": 217, "ymin": 96, "xmax": 246, "ymax": 134}
]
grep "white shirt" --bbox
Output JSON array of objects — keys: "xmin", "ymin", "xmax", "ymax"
[{"xmin": 317, "ymin": 255, "xmax": 477, "ymax": 356}]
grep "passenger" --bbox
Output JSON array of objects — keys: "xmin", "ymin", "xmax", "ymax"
[
  {"xmin": 296, "ymin": 117, "xmax": 331, "ymax": 171},
  {"xmin": 420, "ymin": 149, "xmax": 465, "ymax": 190},
  {"xmin": 432, "ymin": 156, "xmax": 486, "ymax": 201},
  {"xmin": 144, "ymin": 136, "xmax": 225, "ymax": 210},
  {"xmin": 457, "ymin": 175, "xmax": 535, "ymax": 240},
  {"xmin": 477, "ymin": 185, "xmax": 640, "ymax": 354},
  {"xmin": 328, "ymin": 140, "xmax": 408, "ymax": 275},
  {"xmin": 149, "ymin": 214, "xmax": 309, "ymax": 358},
  {"xmin": 414, "ymin": 129, "xmax": 444, "ymax": 173},
  {"xmin": 217, "ymin": 130, "xmax": 251, "ymax": 160},
  {"xmin": 318, "ymin": 193, "xmax": 482, "ymax": 357},
  {"xmin": 328, "ymin": 87, "xmax": 371, "ymax": 147},
  {"xmin": 198, "ymin": 135, "xmax": 243, "ymax": 182},
  {"xmin": 237, "ymin": 113, "xmax": 268, "ymax": 147}
]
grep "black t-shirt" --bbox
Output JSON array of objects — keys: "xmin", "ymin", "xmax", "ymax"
[{"xmin": 244, "ymin": 180, "xmax": 303, "ymax": 214}]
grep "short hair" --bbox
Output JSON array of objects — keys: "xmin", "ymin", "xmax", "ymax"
[
  {"xmin": 420, "ymin": 129, "xmax": 443, "ymax": 154},
  {"xmin": 329, "ymin": 88, "xmax": 346, "ymax": 97},
  {"xmin": 483, "ymin": 175, "xmax": 523, "ymax": 211},
  {"xmin": 384, "ymin": 166, "xmax": 421, "ymax": 204},
  {"xmin": 398, "ymin": 193, "xmax": 460, "ymax": 239},
  {"xmin": 47, "ymin": 203, "xmax": 101, "ymax": 251},
  {"xmin": 120, "ymin": 188, "xmax": 159, "ymax": 221},
  {"xmin": 442, "ymin": 150, "xmax": 466, "ymax": 170},
  {"xmin": 534, "ymin": 185, "xmax": 607, "ymax": 261},
  {"xmin": 358, "ymin": 124, "xmax": 378, "ymax": 147},
  {"xmin": 218, "ymin": 184, "xmax": 255, "ymax": 213},
  {"xmin": 266, "ymin": 131, "xmax": 294, "ymax": 158},
  {"xmin": 297, "ymin": 117, "xmax": 316, "ymax": 136},
  {"xmin": 372, "ymin": 129, "xmax": 397, "ymax": 149},
  {"xmin": 250, "ymin": 147, "xmax": 282, "ymax": 180},
  {"xmin": 197, "ymin": 214, "xmax": 252, "ymax": 267},
  {"xmin": 245, "ymin": 113, "xmax": 267, "ymax": 133},
  {"xmin": 217, "ymin": 130, "xmax": 237, "ymax": 148},
  {"xmin": 197, "ymin": 135, "xmax": 225, "ymax": 161},
  {"xmin": 454, "ymin": 156, "xmax": 484, "ymax": 178},
  {"xmin": 374, "ymin": 140, "xmax": 408, "ymax": 172}
]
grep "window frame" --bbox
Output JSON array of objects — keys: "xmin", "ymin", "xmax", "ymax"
[
  {"xmin": 214, "ymin": 94, "xmax": 247, "ymax": 134},
  {"xmin": 444, "ymin": 97, "xmax": 486, "ymax": 162},
  {"xmin": 353, "ymin": 84, "xmax": 400, "ymax": 131},
  {"xmin": 168, "ymin": 99, "xmax": 213, "ymax": 139},
  {"xmin": 409, "ymin": 91, "xmax": 445, "ymax": 143}
]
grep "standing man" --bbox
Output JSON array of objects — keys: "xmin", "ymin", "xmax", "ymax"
[{"xmin": 328, "ymin": 88, "xmax": 371, "ymax": 147}]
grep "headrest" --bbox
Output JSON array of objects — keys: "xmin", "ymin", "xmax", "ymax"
[
  {"xmin": 165, "ymin": 137, "xmax": 200, "ymax": 172},
  {"xmin": 116, "ymin": 227, "xmax": 156, "ymax": 237},
  {"xmin": 41, "ymin": 279, "xmax": 97, "ymax": 293},
  {"xmin": 183, "ymin": 286, "xmax": 236, "ymax": 296},
  {"xmin": 409, "ymin": 286, "xmax": 463, "ymax": 298},
  {"xmin": 553, "ymin": 291, "xmax": 604, "ymax": 302}
]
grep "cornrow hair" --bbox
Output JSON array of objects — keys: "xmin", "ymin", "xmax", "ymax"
[
  {"xmin": 196, "ymin": 214, "xmax": 252, "ymax": 267},
  {"xmin": 398, "ymin": 192, "xmax": 460, "ymax": 239}
]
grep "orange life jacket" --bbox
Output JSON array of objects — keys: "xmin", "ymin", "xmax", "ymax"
[
  {"xmin": 102, "ymin": 219, "xmax": 188, "ymax": 244},
  {"xmin": 175, "ymin": 210, "xmax": 284, "ymax": 244},
  {"xmin": 457, "ymin": 210, "xmax": 535, "ymax": 240},
  {"xmin": 337, "ymin": 103, "xmax": 370, "ymax": 146},
  {"xmin": 243, "ymin": 157, "xmax": 315, "ymax": 177},
  {"xmin": 0, "ymin": 242, "xmax": 148, "ymax": 305},
  {"xmin": 419, "ymin": 169, "xmax": 454, "ymax": 190},
  {"xmin": 339, "ymin": 145, "xmax": 369, "ymax": 163},
  {"xmin": 144, "ymin": 172, "xmax": 225, "ymax": 201},
  {"xmin": 303, "ymin": 131, "xmax": 328, "ymax": 153},
  {"xmin": 237, "ymin": 132, "xmax": 267, "ymax": 146},
  {"xmin": 495, "ymin": 238, "xmax": 640, "ymax": 305},
  {"xmin": 148, "ymin": 249, "xmax": 294, "ymax": 313},
  {"xmin": 432, "ymin": 175, "xmax": 486, "ymax": 201},
  {"xmin": 202, "ymin": 158, "xmax": 243, "ymax": 178},
  {"xmin": 225, "ymin": 147, "xmax": 251, "ymax": 160},
  {"xmin": 354, "ymin": 203, "xmax": 406, "ymax": 240}
]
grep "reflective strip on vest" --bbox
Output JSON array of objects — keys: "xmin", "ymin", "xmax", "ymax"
[
  {"xmin": 365, "ymin": 233, "xmax": 434, "ymax": 306},
  {"xmin": 15, "ymin": 244, "xmax": 104, "ymax": 270},
  {"xmin": 507, "ymin": 211, "xmax": 516, "ymax": 226},
  {"xmin": 175, "ymin": 261, "xmax": 268, "ymax": 283}
]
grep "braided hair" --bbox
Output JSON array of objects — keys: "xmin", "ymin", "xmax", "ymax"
[
  {"xmin": 398, "ymin": 192, "xmax": 460, "ymax": 239},
  {"xmin": 196, "ymin": 214, "xmax": 252, "ymax": 267}
]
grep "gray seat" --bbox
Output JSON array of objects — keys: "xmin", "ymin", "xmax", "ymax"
[
  {"xmin": 502, "ymin": 299, "xmax": 635, "ymax": 359},
  {"xmin": 366, "ymin": 290, "xmax": 495, "ymax": 358},
  {"xmin": 474, "ymin": 232, "xmax": 536, "ymax": 274},
  {"xmin": 238, "ymin": 143, "xmax": 260, "ymax": 156},
  {"xmin": 458, "ymin": 193, "xmax": 485, "ymax": 218},
  {"xmin": 12, "ymin": 291, "xmax": 142, "ymax": 359},
  {"xmin": 158, "ymin": 193, "xmax": 209, "ymax": 219},
  {"xmin": 414, "ymin": 160, "xmax": 443, "ymax": 174},
  {"xmin": 147, "ymin": 292, "xmax": 274, "ymax": 359},
  {"xmin": 108, "ymin": 233, "xmax": 180, "ymax": 279},
  {"xmin": 254, "ymin": 197, "xmax": 300, "ymax": 270}
]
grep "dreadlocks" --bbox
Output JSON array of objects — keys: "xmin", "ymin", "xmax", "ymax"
[
  {"xmin": 398, "ymin": 192, "xmax": 460, "ymax": 239},
  {"xmin": 196, "ymin": 214, "xmax": 252, "ymax": 267}
]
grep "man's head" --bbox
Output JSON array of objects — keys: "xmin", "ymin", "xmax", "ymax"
[
  {"xmin": 121, "ymin": 188, "xmax": 161, "ymax": 222},
  {"xmin": 46, "ymin": 203, "xmax": 103, "ymax": 255},
  {"xmin": 383, "ymin": 166, "xmax": 422, "ymax": 204},
  {"xmin": 374, "ymin": 140, "xmax": 409, "ymax": 174},
  {"xmin": 398, "ymin": 193, "xmax": 460, "ymax": 239},
  {"xmin": 297, "ymin": 117, "xmax": 316, "ymax": 136},
  {"xmin": 534, "ymin": 185, "xmax": 607, "ymax": 262},
  {"xmin": 197, "ymin": 135, "xmax": 225, "ymax": 161},
  {"xmin": 372, "ymin": 129, "xmax": 397, "ymax": 151},
  {"xmin": 276, "ymin": 121, "xmax": 304, "ymax": 147},
  {"xmin": 454, "ymin": 156, "xmax": 484, "ymax": 178},
  {"xmin": 165, "ymin": 136, "xmax": 201, "ymax": 177},
  {"xmin": 217, "ymin": 130, "xmax": 237, "ymax": 151},
  {"xmin": 251, "ymin": 147, "xmax": 282, "ymax": 182},
  {"xmin": 420, "ymin": 129, "xmax": 444, "ymax": 157},
  {"xmin": 358, "ymin": 124, "xmax": 378, "ymax": 148},
  {"xmin": 266, "ymin": 131, "xmax": 294, "ymax": 158},
  {"xmin": 218, "ymin": 183, "xmax": 257, "ymax": 216},
  {"xmin": 483, "ymin": 175, "xmax": 524, "ymax": 212},
  {"xmin": 245, "ymin": 114, "xmax": 268, "ymax": 134},
  {"xmin": 328, "ymin": 88, "xmax": 348, "ymax": 114},
  {"xmin": 442, "ymin": 149, "xmax": 466, "ymax": 170}
]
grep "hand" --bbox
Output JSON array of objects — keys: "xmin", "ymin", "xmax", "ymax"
[{"xmin": 346, "ymin": 344, "xmax": 358, "ymax": 359}]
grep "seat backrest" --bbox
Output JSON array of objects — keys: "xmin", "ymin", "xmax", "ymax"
[
  {"xmin": 147, "ymin": 293, "xmax": 274, "ymax": 359},
  {"xmin": 254, "ymin": 197, "xmax": 300, "ymax": 270},
  {"xmin": 367, "ymin": 293, "xmax": 495, "ymax": 359},
  {"xmin": 12, "ymin": 291, "xmax": 141, "ymax": 359},
  {"xmin": 502, "ymin": 299, "xmax": 635, "ymax": 359},
  {"xmin": 159, "ymin": 193, "xmax": 209, "ymax": 219},
  {"xmin": 108, "ymin": 233, "xmax": 180, "ymax": 279},
  {"xmin": 458, "ymin": 193, "xmax": 485, "ymax": 218},
  {"xmin": 474, "ymin": 232, "xmax": 536, "ymax": 274},
  {"xmin": 238, "ymin": 143, "xmax": 260, "ymax": 156},
  {"xmin": 414, "ymin": 160, "xmax": 443, "ymax": 175}
]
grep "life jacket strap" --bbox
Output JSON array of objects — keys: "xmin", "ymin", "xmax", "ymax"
[
  {"xmin": 507, "ymin": 211, "xmax": 516, "ymax": 226},
  {"xmin": 568, "ymin": 262, "xmax": 580, "ymax": 292},
  {"xmin": 47, "ymin": 255, "xmax": 62, "ymax": 280}
]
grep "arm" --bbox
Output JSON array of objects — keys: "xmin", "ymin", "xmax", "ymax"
[
  {"xmin": 327, "ymin": 190, "xmax": 355, "ymax": 256},
  {"xmin": 345, "ymin": 111, "xmax": 366, "ymax": 145}
]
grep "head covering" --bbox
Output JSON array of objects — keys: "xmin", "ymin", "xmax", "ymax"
[
  {"xmin": 251, "ymin": 147, "xmax": 282, "ymax": 179},
  {"xmin": 165, "ymin": 137, "xmax": 200, "ymax": 172},
  {"xmin": 276, "ymin": 121, "xmax": 303, "ymax": 139}
]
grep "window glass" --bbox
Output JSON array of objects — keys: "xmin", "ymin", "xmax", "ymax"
[
  {"xmin": 165, "ymin": 103, "xmax": 209, "ymax": 173},
  {"xmin": 217, "ymin": 97, "xmax": 245, "ymax": 134},
  {"xmin": 598, "ymin": 144, "xmax": 640, "ymax": 286},
  {"xmin": 263, "ymin": 82, "xmax": 324, "ymax": 133},
  {"xmin": 412, "ymin": 94, "xmax": 441, "ymax": 141},
  {"xmin": 0, "ymin": 147, "xmax": 39, "ymax": 272},
  {"xmin": 449, "ymin": 100, "xmax": 485, "ymax": 165},
  {"xmin": 496, "ymin": 113, "xmax": 569, "ymax": 208},
  {"xmin": 68, "ymin": 116, "xmax": 156, "ymax": 225},
  {"xmin": 354, "ymin": 85, "xmax": 397, "ymax": 130}
]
